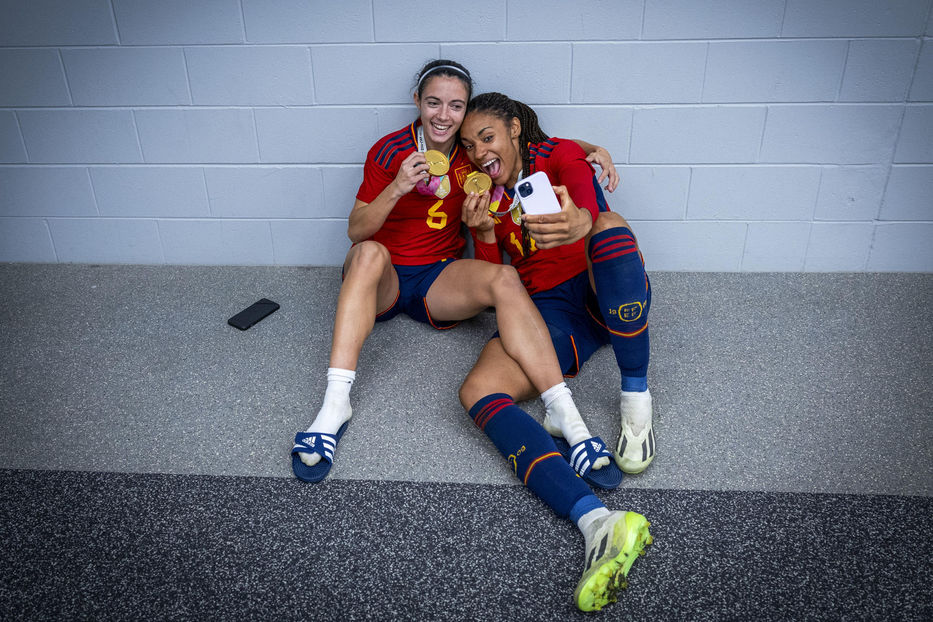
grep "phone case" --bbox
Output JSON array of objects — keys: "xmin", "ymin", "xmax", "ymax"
[
  {"xmin": 516, "ymin": 171, "xmax": 561, "ymax": 215},
  {"xmin": 228, "ymin": 298, "xmax": 280, "ymax": 330}
]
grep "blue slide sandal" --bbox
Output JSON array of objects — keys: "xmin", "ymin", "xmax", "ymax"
[
  {"xmin": 552, "ymin": 435, "xmax": 623, "ymax": 490},
  {"xmin": 291, "ymin": 422, "xmax": 349, "ymax": 484}
]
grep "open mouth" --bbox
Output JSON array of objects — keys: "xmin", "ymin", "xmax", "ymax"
[
  {"xmin": 483, "ymin": 158, "xmax": 502, "ymax": 179},
  {"xmin": 430, "ymin": 122, "xmax": 452, "ymax": 135}
]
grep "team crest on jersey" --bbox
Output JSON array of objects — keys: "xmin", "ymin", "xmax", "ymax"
[{"xmin": 454, "ymin": 164, "xmax": 473, "ymax": 187}]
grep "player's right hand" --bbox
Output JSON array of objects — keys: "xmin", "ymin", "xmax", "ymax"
[
  {"xmin": 462, "ymin": 191, "xmax": 495, "ymax": 233},
  {"xmin": 394, "ymin": 152, "xmax": 430, "ymax": 195}
]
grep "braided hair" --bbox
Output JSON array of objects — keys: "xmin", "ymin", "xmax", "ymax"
[{"xmin": 466, "ymin": 92, "xmax": 549, "ymax": 178}]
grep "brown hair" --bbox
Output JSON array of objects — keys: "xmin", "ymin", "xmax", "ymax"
[{"xmin": 414, "ymin": 60, "xmax": 474, "ymax": 100}]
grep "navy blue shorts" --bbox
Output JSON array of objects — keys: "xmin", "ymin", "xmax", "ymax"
[
  {"xmin": 530, "ymin": 271, "xmax": 611, "ymax": 377},
  {"xmin": 375, "ymin": 259, "xmax": 459, "ymax": 329}
]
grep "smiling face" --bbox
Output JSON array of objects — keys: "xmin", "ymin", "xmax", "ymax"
[
  {"xmin": 459, "ymin": 111, "xmax": 523, "ymax": 188},
  {"xmin": 413, "ymin": 76, "xmax": 469, "ymax": 153}
]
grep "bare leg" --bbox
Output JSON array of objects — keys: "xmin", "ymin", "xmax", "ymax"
[
  {"xmin": 298, "ymin": 241, "xmax": 399, "ymax": 467},
  {"xmin": 459, "ymin": 337, "xmax": 538, "ymax": 410},
  {"xmin": 425, "ymin": 259, "xmax": 563, "ymax": 393},
  {"xmin": 329, "ymin": 241, "xmax": 400, "ymax": 370}
]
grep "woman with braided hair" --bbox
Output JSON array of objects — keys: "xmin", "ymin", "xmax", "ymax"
[
  {"xmin": 291, "ymin": 62, "xmax": 622, "ymax": 493},
  {"xmin": 457, "ymin": 92, "xmax": 656, "ymax": 612}
]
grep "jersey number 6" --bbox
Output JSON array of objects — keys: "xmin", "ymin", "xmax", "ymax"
[{"xmin": 426, "ymin": 200, "xmax": 448, "ymax": 230}]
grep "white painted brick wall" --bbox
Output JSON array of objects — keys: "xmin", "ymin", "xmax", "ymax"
[
  {"xmin": 0, "ymin": 0, "xmax": 930, "ymax": 272},
  {"xmin": 62, "ymin": 48, "xmax": 191, "ymax": 106},
  {"xmin": 0, "ymin": 112, "xmax": 28, "ymax": 162},
  {"xmin": 113, "ymin": 0, "xmax": 245, "ymax": 45},
  {"xmin": 135, "ymin": 109, "xmax": 260, "ymax": 163}
]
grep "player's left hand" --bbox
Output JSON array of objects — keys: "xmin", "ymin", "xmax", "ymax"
[
  {"xmin": 585, "ymin": 146, "xmax": 620, "ymax": 192},
  {"xmin": 522, "ymin": 185, "xmax": 593, "ymax": 249}
]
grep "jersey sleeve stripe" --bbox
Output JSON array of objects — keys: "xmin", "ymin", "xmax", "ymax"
[
  {"xmin": 375, "ymin": 133, "xmax": 416, "ymax": 169},
  {"xmin": 591, "ymin": 177, "xmax": 610, "ymax": 212}
]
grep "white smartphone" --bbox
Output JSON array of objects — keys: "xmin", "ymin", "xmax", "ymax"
[{"xmin": 516, "ymin": 171, "xmax": 561, "ymax": 215}]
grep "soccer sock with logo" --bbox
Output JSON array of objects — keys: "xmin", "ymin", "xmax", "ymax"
[
  {"xmin": 300, "ymin": 368, "xmax": 355, "ymax": 466},
  {"xmin": 469, "ymin": 393, "xmax": 593, "ymax": 518},
  {"xmin": 588, "ymin": 227, "xmax": 650, "ymax": 393}
]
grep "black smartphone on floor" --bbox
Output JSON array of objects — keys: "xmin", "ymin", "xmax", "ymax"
[{"xmin": 228, "ymin": 298, "xmax": 280, "ymax": 330}]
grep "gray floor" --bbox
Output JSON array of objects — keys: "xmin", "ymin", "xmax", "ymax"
[{"xmin": 1, "ymin": 264, "xmax": 932, "ymax": 619}]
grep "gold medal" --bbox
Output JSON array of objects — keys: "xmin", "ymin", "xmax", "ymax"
[
  {"xmin": 423, "ymin": 150, "xmax": 449, "ymax": 177},
  {"xmin": 463, "ymin": 171, "xmax": 492, "ymax": 195},
  {"xmin": 435, "ymin": 175, "xmax": 450, "ymax": 198}
]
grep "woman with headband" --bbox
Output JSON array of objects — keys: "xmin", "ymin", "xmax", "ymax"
[
  {"xmin": 291, "ymin": 61, "xmax": 623, "ymax": 492},
  {"xmin": 458, "ymin": 92, "xmax": 655, "ymax": 612}
]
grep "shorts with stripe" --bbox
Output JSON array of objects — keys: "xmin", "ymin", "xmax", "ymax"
[
  {"xmin": 375, "ymin": 258, "xmax": 459, "ymax": 329},
  {"xmin": 531, "ymin": 270, "xmax": 651, "ymax": 377}
]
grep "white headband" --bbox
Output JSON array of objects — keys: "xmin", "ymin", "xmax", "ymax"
[{"xmin": 417, "ymin": 64, "xmax": 470, "ymax": 89}]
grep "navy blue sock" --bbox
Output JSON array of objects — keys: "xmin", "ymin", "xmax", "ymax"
[
  {"xmin": 569, "ymin": 494, "xmax": 606, "ymax": 524},
  {"xmin": 589, "ymin": 227, "xmax": 651, "ymax": 392},
  {"xmin": 469, "ymin": 393, "xmax": 593, "ymax": 519}
]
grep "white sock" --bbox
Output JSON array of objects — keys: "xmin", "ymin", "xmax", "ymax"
[
  {"xmin": 577, "ymin": 507, "xmax": 612, "ymax": 542},
  {"xmin": 541, "ymin": 382, "xmax": 591, "ymax": 446},
  {"xmin": 300, "ymin": 368, "xmax": 355, "ymax": 467},
  {"xmin": 621, "ymin": 389, "xmax": 652, "ymax": 436},
  {"xmin": 542, "ymin": 383, "xmax": 610, "ymax": 471}
]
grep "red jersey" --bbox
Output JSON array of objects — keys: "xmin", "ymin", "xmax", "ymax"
[
  {"xmin": 472, "ymin": 138, "xmax": 610, "ymax": 294},
  {"xmin": 357, "ymin": 120, "xmax": 476, "ymax": 265}
]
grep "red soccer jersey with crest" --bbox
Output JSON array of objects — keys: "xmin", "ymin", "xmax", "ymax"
[
  {"xmin": 472, "ymin": 138, "xmax": 610, "ymax": 294},
  {"xmin": 356, "ymin": 120, "xmax": 475, "ymax": 265}
]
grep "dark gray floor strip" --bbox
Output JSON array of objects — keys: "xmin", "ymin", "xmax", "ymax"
[{"xmin": 1, "ymin": 469, "xmax": 930, "ymax": 621}]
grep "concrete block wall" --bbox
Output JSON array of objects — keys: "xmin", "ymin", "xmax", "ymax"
[{"xmin": 0, "ymin": 0, "xmax": 931, "ymax": 271}]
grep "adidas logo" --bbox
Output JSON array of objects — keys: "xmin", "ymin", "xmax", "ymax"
[
  {"xmin": 306, "ymin": 437, "xmax": 316, "ymax": 448},
  {"xmin": 591, "ymin": 440, "xmax": 602, "ymax": 452}
]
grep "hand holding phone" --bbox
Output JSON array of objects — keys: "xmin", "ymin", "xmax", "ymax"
[
  {"xmin": 516, "ymin": 171, "xmax": 561, "ymax": 215},
  {"xmin": 521, "ymin": 183, "xmax": 593, "ymax": 250}
]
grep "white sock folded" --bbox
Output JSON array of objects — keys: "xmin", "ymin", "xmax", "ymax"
[
  {"xmin": 299, "ymin": 368, "xmax": 355, "ymax": 467},
  {"xmin": 541, "ymin": 382, "xmax": 591, "ymax": 447}
]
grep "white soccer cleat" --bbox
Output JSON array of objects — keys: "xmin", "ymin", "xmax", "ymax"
[
  {"xmin": 574, "ymin": 510, "xmax": 653, "ymax": 611},
  {"xmin": 614, "ymin": 389, "xmax": 655, "ymax": 474}
]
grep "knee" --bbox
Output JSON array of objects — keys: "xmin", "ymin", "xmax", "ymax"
[
  {"xmin": 345, "ymin": 241, "xmax": 391, "ymax": 277},
  {"xmin": 459, "ymin": 372, "xmax": 483, "ymax": 411},
  {"xmin": 488, "ymin": 264, "xmax": 525, "ymax": 299},
  {"xmin": 590, "ymin": 211, "xmax": 630, "ymax": 237}
]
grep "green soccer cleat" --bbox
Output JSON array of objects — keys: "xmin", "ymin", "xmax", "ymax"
[{"xmin": 574, "ymin": 511, "xmax": 653, "ymax": 612}]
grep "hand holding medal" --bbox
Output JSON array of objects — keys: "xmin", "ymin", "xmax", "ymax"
[
  {"xmin": 463, "ymin": 171, "xmax": 492, "ymax": 196},
  {"xmin": 461, "ymin": 184, "xmax": 496, "ymax": 234},
  {"xmin": 423, "ymin": 150, "xmax": 449, "ymax": 177},
  {"xmin": 415, "ymin": 149, "xmax": 451, "ymax": 197}
]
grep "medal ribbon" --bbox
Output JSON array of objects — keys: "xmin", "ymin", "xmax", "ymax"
[
  {"xmin": 487, "ymin": 171, "xmax": 523, "ymax": 216},
  {"xmin": 415, "ymin": 125, "xmax": 449, "ymax": 196}
]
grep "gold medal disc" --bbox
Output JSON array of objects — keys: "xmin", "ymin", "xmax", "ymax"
[
  {"xmin": 463, "ymin": 171, "xmax": 492, "ymax": 195},
  {"xmin": 423, "ymin": 150, "xmax": 449, "ymax": 177}
]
